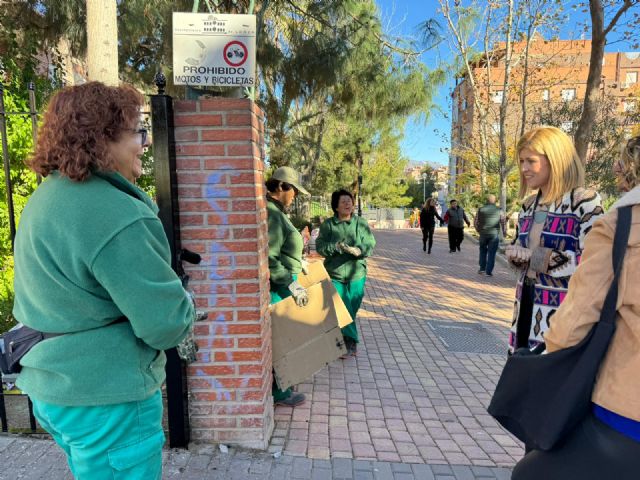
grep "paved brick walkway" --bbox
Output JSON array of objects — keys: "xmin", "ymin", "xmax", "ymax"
[
  {"xmin": 0, "ymin": 228, "xmax": 521, "ymax": 479},
  {"xmin": 270, "ymin": 228, "xmax": 522, "ymax": 468}
]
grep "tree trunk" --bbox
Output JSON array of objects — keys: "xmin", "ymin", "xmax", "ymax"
[
  {"xmin": 498, "ymin": 0, "xmax": 514, "ymax": 216},
  {"xmin": 575, "ymin": 0, "xmax": 635, "ymax": 163},
  {"xmin": 574, "ymin": 0, "xmax": 604, "ymax": 163},
  {"xmin": 86, "ymin": 0, "xmax": 118, "ymax": 85}
]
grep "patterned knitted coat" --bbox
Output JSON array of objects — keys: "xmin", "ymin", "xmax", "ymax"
[{"xmin": 509, "ymin": 187, "xmax": 604, "ymax": 351}]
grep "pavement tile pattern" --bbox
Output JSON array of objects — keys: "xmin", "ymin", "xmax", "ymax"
[
  {"xmin": 0, "ymin": 228, "xmax": 522, "ymax": 479},
  {"xmin": 270, "ymin": 229, "xmax": 523, "ymax": 466}
]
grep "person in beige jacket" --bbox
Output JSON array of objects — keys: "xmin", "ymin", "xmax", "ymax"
[{"xmin": 512, "ymin": 135, "xmax": 640, "ymax": 479}]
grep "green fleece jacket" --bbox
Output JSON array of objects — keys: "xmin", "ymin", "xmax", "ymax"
[
  {"xmin": 267, "ymin": 197, "xmax": 303, "ymax": 290},
  {"xmin": 13, "ymin": 171, "xmax": 194, "ymax": 406},
  {"xmin": 316, "ymin": 215, "xmax": 376, "ymax": 282}
]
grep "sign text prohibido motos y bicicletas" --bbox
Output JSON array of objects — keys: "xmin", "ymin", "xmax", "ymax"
[{"xmin": 172, "ymin": 13, "xmax": 256, "ymax": 87}]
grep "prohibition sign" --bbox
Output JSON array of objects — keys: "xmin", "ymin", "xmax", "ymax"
[{"xmin": 223, "ymin": 40, "xmax": 248, "ymax": 67}]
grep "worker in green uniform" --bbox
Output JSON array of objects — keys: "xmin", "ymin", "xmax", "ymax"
[
  {"xmin": 267, "ymin": 166, "xmax": 310, "ymax": 407},
  {"xmin": 316, "ymin": 189, "xmax": 376, "ymax": 356}
]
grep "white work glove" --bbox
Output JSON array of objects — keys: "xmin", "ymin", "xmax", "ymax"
[
  {"xmin": 301, "ymin": 259, "xmax": 310, "ymax": 275},
  {"xmin": 339, "ymin": 242, "xmax": 362, "ymax": 257},
  {"xmin": 288, "ymin": 280, "xmax": 309, "ymax": 307}
]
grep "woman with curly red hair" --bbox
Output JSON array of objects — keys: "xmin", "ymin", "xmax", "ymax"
[{"xmin": 12, "ymin": 82, "xmax": 194, "ymax": 479}]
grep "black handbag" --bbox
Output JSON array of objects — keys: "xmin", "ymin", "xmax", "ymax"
[{"xmin": 487, "ymin": 205, "xmax": 632, "ymax": 451}]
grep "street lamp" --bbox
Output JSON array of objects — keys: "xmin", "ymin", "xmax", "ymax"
[{"xmin": 421, "ymin": 172, "xmax": 427, "ymax": 203}]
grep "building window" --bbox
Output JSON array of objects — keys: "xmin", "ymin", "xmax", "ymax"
[
  {"xmin": 462, "ymin": 99, "xmax": 467, "ymax": 110},
  {"xmin": 542, "ymin": 89, "xmax": 550, "ymax": 101},
  {"xmin": 623, "ymin": 100, "xmax": 636, "ymax": 112},
  {"xmin": 625, "ymin": 71, "xmax": 638, "ymax": 87},
  {"xmin": 561, "ymin": 89, "xmax": 576, "ymax": 102},
  {"xmin": 491, "ymin": 90, "xmax": 504, "ymax": 104},
  {"xmin": 561, "ymin": 121, "xmax": 573, "ymax": 133}
]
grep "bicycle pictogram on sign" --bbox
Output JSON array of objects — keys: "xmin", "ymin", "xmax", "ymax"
[{"xmin": 223, "ymin": 41, "xmax": 248, "ymax": 67}]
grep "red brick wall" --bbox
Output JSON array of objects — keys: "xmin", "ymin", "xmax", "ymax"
[{"xmin": 173, "ymin": 98, "xmax": 273, "ymax": 448}]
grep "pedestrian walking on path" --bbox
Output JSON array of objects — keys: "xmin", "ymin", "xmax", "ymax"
[
  {"xmin": 512, "ymin": 135, "xmax": 640, "ymax": 479},
  {"xmin": 12, "ymin": 82, "xmax": 195, "ymax": 480},
  {"xmin": 420, "ymin": 198, "xmax": 443, "ymax": 253},
  {"xmin": 266, "ymin": 166, "xmax": 311, "ymax": 407},
  {"xmin": 475, "ymin": 194, "xmax": 506, "ymax": 276},
  {"xmin": 444, "ymin": 199, "xmax": 470, "ymax": 253},
  {"xmin": 316, "ymin": 189, "xmax": 376, "ymax": 356},
  {"xmin": 505, "ymin": 126, "xmax": 603, "ymax": 353}
]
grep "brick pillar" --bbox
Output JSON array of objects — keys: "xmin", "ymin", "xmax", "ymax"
[{"xmin": 173, "ymin": 98, "xmax": 273, "ymax": 448}]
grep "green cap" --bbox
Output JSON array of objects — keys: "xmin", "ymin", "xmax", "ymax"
[{"xmin": 270, "ymin": 166, "xmax": 310, "ymax": 195}]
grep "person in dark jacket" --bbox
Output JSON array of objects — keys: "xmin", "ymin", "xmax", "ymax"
[
  {"xmin": 474, "ymin": 194, "xmax": 506, "ymax": 276},
  {"xmin": 419, "ymin": 198, "xmax": 443, "ymax": 253},
  {"xmin": 316, "ymin": 189, "xmax": 376, "ymax": 356},
  {"xmin": 443, "ymin": 199, "xmax": 471, "ymax": 253}
]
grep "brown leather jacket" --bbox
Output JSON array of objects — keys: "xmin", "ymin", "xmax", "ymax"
[{"xmin": 545, "ymin": 186, "xmax": 640, "ymax": 421}]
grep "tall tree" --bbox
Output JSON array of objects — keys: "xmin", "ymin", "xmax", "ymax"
[
  {"xmin": 574, "ymin": 0, "xmax": 639, "ymax": 162},
  {"xmin": 86, "ymin": 0, "xmax": 118, "ymax": 84}
]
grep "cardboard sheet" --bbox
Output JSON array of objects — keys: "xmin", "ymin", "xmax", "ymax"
[{"xmin": 270, "ymin": 262, "xmax": 352, "ymax": 390}]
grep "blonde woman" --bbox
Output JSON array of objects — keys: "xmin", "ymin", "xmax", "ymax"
[
  {"xmin": 505, "ymin": 126, "xmax": 604, "ymax": 354},
  {"xmin": 512, "ymin": 135, "xmax": 640, "ymax": 477}
]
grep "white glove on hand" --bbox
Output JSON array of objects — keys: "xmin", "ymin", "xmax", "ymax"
[
  {"xmin": 288, "ymin": 280, "xmax": 309, "ymax": 307},
  {"xmin": 301, "ymin": 259, "xmax": 310, "ymax": 275},
  {"xmin": 341, "ymin": 244, "xmax": 362, "ymax": 257}
]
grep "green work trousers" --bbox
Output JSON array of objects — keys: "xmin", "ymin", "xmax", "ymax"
[
  {"xmin": 270, "ymin": 284, "xmax": 293, "ymax": 402},
  {"xmin": 31, "ymin": 390, "xmax": 164, "ymax": 480},
  {"xmin": 332, "ymin": 277, "xmax": 367, "ymax": 343}
]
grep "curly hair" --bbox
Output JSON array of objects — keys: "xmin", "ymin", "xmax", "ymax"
[
  {"xmin": 619, "ymin": 136, "xmax": 640, "ymax": 190},
  {"xmin": 29, "ymin": 82, "xmax": 144, "ymax": 181}
]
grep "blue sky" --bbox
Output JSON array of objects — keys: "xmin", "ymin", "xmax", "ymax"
[
  {"xmin": 375, "ymin": 0, "xmax": 639, "ymax": 167},
  {"xmin": 375, "ymin": 0, "xmax": 450, "ymax": 166}
]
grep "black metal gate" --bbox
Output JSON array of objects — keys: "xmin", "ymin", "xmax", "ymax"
[
  {"xmin": 149, "ymin": 73, "xmax": 191, "ymax": 448},
  {"xmin": 0, "ymin": 80, "xmax": 41, "ymax": 435}
]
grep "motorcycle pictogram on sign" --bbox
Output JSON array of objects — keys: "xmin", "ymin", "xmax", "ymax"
[{"xmin": 223, "ymin": 41, "xmax": 248, "ymax": 67}]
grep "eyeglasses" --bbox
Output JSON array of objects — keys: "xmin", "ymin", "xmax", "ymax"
[{"xmin": 129, "ymin": 128, "xmax": 148, "ymax": 146}]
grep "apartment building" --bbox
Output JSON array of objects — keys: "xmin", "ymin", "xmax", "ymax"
[{"xmin": 449, "ymin": 37, "xmax": 640, "ymax": 192}]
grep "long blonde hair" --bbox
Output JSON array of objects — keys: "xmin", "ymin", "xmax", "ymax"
[{"xmin": 516, "ymin": 126, "xmax": 585, "ymax": 204}]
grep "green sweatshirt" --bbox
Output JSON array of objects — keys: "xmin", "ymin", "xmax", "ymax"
[
  {"xmin": 267, "ymin": 197, "xmax": 303, "ymax": 290},
  {"xmin": 316, "ymin": 215, "xmax": 376, "ymax": 282},
  {"xmin": 13, "ymin": 171, "xmax": 194, "ymax": 406}
]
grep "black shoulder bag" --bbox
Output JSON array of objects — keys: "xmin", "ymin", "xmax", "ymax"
[
  {"xmin": 0, "ymin": 317, "xmax": 127, "ymax": 375},
  {"xmin": 487, "ymin": 205, "xmax": 632, "ymax": 451}
]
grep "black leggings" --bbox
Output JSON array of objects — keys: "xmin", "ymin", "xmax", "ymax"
[
  {"xmin": 516, "ymin": 282, "xmax": 535, "ymax": 349},
  {"xmin": 512, "ymin": 414, "xmax": 640, "ymax": 479},
  {"xmin": 422, "ymin": 226, "xmax": 435, "ymax": 252}
]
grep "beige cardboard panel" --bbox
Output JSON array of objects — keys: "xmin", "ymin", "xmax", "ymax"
[
  {"xmin": 270, "ymin": 261, "xmax": 353, "ymax": 389},
  {"xmin": 273, "ymin": 329, "xmax": 346, "ymax": 390},
  {"xmin": 299, "ymin": 261, "xmax": 353, "ymax": 329},
  {"xmin": 271, "ymin": 282, "xmax": 350, "ymax": 360}
]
